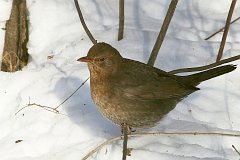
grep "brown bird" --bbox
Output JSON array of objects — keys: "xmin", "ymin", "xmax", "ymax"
[{"xmin": 77, "ymin": 42, "xmax": 236, "ymax": 129}]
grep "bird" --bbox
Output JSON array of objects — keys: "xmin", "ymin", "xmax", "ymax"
[{"xmin": 77, "ymin": 42, "xmax": 236, "ymax": 130}]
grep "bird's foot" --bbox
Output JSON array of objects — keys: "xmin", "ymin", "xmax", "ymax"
[{"xmin": 121, "ymin": 123, "xmax": 134, "ymax": 135}]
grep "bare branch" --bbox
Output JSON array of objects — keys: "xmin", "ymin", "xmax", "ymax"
[
  {"xmin": 147, "ymin": 0, "xmax": 178, "ymax": 66},
  {"xmin": 169, "ymin": 55, "xmax": 240, "ymax": 74},
  {"xmin": 232, "ymin": 145, "xmax": 240, "ymax": 156},
  {"xmin": 74, "ymin": 0, "xmax": 97, "ymax": 44},
  {"xmin": 82, "ymin": 131, "xmax": 240, "ymax": 160},
  {"xmin": 118, "ymin": 0, "xmax": 125, "ymax": 41},
  {"xmin": 205, "ymin": 16, "xmax": 240, "ymax": 40},
  {"xmin": 216, "ymin": 0, "xmax": 237, "ymax": 62}
]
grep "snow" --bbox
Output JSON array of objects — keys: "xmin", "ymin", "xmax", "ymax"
[{"xmin": 0, "ymin": 0, "xmax": 240, "ymax": 160}]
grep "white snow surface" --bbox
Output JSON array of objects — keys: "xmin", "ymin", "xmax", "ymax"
[{"xmin": 0, "ymin": 0, "xmax": 240, "ymax": 160}]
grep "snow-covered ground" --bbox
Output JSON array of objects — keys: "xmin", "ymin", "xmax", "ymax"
[{"xmin": 0, "ymin": 0, "xmax": 240, "ymax": 159}]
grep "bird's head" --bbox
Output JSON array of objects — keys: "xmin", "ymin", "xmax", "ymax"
[{"xmin": 77, "ymin": 42, "xmax": 123, "ymax": 76}]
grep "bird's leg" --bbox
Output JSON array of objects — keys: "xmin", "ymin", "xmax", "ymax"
[
  {"xmin": 121, "ymin": 123, "xmax": 132, "ymax": 135},
  {"xmin": 121, "ymin": 123, "xmax": 132, "ymax": 160}
]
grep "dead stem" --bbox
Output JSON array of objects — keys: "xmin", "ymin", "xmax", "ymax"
[
  {"xmin": 169, "ymin": 55, "xmax": 239, "ymax": 74},
  {"xmin": 232, "ymin": 145, "xmax": 240, "ymax": 156},
  {"xmin": 82, "ymin": 131, "xmax": 240, "ymax": 160}
]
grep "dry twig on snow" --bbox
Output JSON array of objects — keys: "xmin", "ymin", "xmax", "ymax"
[{"xmin": 15, "ymin": 77, "xmax": 89, "ymax": 115}]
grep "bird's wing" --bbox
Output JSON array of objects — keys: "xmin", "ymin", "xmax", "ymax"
[
  {"xmin": 116, "ymin": 58, "xmax": 199, "ymax": 100},
  {"xmin": 119, "ymin": 76, "xmax": 198, "ymax": 101}
]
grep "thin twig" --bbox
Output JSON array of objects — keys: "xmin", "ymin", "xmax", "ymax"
[
  {"xmin": 169, "ymin": 54, "xmax": 240, "ymax": 74},
  {"xmin": 82, "ymin": 136, "xmax": 121, "ymax": 160},
  {"xmin": 232, "ymin": 145, "xmax": 240, "ymax": 156},
  {"xmin": 82, "ymin": 131, "xmax": 240, "ymax": 160},
  {"xmin": 216, "ymin": 0, "xmax": 237, "ymax": 62},
  {"xmin": 54, "ymin": 77, "xmax": 89, "ymax": 110},
  {"xmin": 74, "ymin": 0, "xmax": 97, "ymax": 44},
  {"xmin": 118, "ymin": 0, "xmax": 125, "ymax": 41},
  {"xmin": 147, "ymin": 0, "xmax": 178, "ymax": 66},
  {"xmin": 205, "ymin": 16, "xmax": 240, "ymax": 40},
  {"xmin": 15, "ymin": 78, "xmax": 89, "ymax": 115},
  {"xmin": 15, "ymin": 103, "xmax": 59, "ymax": 115}
]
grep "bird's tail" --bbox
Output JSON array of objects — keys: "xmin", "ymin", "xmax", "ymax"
[{"xmin": 182, "ymin": 65, "xmax": 236, "ymax": 86}]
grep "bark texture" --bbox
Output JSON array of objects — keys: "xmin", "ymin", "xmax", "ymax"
[{"xmin": 1, "ymin": 0, "xmax": 29, "ymax": 72}]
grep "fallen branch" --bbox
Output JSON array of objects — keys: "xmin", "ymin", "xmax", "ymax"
[
  {"xmin": 205, "ymin": 16, "xmax": 240, "ymax": 41},
  {"xmin": 15, "ymin": 77, "xmax": 89, "ymax": 115},
  {"xmin": 82, "ymin": 131, "xmax": 240, "ymax": 160},
  {"xmin": 168, "ymin": 54, "xmax": 240, "ymax": 74}
]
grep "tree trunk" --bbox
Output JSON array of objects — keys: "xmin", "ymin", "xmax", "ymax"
[{"xmin": 1, "ymin": 0, "xmax": 29, "ymax": 72}]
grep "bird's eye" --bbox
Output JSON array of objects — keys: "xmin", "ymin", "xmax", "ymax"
[{"xmin": 99, "ymin": 58, "xmax": 105, "ymax": 62}]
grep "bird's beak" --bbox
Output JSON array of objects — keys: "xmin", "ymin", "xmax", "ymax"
[{"xmin": 77, "ymin": 56, "xmax": 94, "ymax": 62}]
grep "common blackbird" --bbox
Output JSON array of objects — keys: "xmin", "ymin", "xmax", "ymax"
[{"xmin": 77, "ymin": 42, "xmax": 236, "ymax": 129}]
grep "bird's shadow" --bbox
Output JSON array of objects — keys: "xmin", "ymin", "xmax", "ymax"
[{"xmin": 53, "ymin": 76, "xmax": 120, "ymax": 137}]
